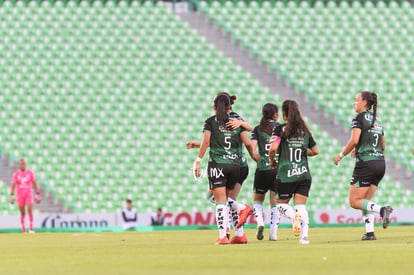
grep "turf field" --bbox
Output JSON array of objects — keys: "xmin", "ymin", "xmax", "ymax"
[{"xmin": 2, "ymin": 226, "xmax": 413, "ymax": 275}]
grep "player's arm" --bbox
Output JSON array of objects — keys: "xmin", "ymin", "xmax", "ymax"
[
  {"xmin": 334, "ymin": 128, "xmax": 361, "ymax": 165},
  {"xmin": 381, "ymin": 136, "xmax": 386, "ymax": 152},
  {"xmin": 186, "ymin": 141, "xmax": 201, "ymax": 149},
  {"xmin": 9, "ymin": 180, "xmax": 16, "ymax": 204},
  {"xmin": 226, "ymin": 119, "xmax": 253, "ymax": 131},
  {"xmin": 241, "ymin": 132, "xmax": 259, "ymax": 162},
  {"xmin": 32, "ymin": 178, "xmax": 42, "ymax": 203},
  {"xmin": 194, "ymin": 131, "xmax": 211, "ymax": 178},
  {"xmin": 250, "ymin": 140, "xmax": 258, "ymax": 154},
  {"xmin": 307, "ymin": 136, "xmax": 319, "ymax": 157},
  {"xmin": 307, "ymin": 146, "xmax": 319, "ymax": 157},
  {"xmin": 268, "ymin": 135, "xmax": 281, "ymax": 169}
]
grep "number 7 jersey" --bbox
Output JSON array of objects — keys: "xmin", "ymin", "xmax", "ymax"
[{"xmin": 272, "ymin": 123, "xmax": 317, "ymax": 183}]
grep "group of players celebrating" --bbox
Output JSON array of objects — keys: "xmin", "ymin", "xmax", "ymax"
[{"xmin": 188, "ymin": 91, "xmax": 393, "ymax": 245}]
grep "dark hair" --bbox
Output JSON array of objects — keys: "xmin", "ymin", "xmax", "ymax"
[
  {"xmin": 214, "ymin": 94, "xmax": 231, "ymax": 126},
  {"xmin": 281, "ymin": 100, "xmax": 311, "ymax": 139},
  {"xmin": 259, "ymin": 103, "xmax": 278, "ymax": 135},
  {"xmin": 360, "ymin": 91, "xmax": 378, "ymax": 128},
  {"xmin": 217, "ymin": 91, "xmax": 237, "ymax": 105},
  {"xmin": 126, "ymin": 199, "xmax": 132, "ymax": 203}
]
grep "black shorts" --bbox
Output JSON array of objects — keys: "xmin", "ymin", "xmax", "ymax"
[
  {"xmin": 276, "ymin": 179, "xmax": 311, "ymax": 200},
  {"xmin": 208, "ymin": 163, "xmax": 240, "ymax": 190},
  {"xmin": 238, "ymin": 165, "xmax": 249, "ymax": 185},
  {"xmin": 253, "ymin": 169, "xmax": 277, "ymax": 195},
  {"xmin": 350, "ymin": 159, "xmax": 385, "ymax": 187}
]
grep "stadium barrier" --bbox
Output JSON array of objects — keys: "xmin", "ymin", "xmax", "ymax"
[{"xmin": 0, "ymin": 208, "xmax": 412, "ymax": 233}]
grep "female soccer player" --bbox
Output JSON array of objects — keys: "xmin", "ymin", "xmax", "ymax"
[
  {"xmin": 9, "ymin": 159, "xmax": 42, "ymax": 233},
  {"xmin": 193, "ymin": 94, "xmax": 258, "ymax": 245},
  {"xmin": 250, "ymin": 103, "xmax": 280, "ymax": 241},
  {"xmin": 187, "ymin": 92, "xmax": 253, "ymax": 242},
  {"xmin": 333, "ymin": 92, "xmax": 393, "ymax": 241},
  {"xmin": 268, "ymin": 100, "xmax": 319, "ymax": 245}
]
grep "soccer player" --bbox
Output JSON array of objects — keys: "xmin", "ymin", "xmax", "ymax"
[
  {"xmin": 250, "ymin": 103, "xmax": 281, "ymax": 241},
  {"xmin": 9, "ymin": 159, "xmax": 41, "ymax": 233},
  {"xmin": 193, "ymin": 94, "xmax": 258, "ymax": 245},
  {"xmin": 268, "ymin": 100, "xmax": 319, "ymax": 245},
  {"xmin": 187, "ymin": 92, "xmax": 253, "ymax": 241},
  {"xmin": 333, "ymin": 92, "xmax": 393, "ymax": 241}
]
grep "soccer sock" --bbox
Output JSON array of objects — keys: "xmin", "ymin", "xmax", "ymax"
[
  {"xmin": 29, "ymin": 213, "xmax": 34, "ymax": 230},
  {"xmin": 269, "ymin": 205, "xmax": 280, "ymax": 238},
  {"xmin": 276, "ymin": 203, "xmax": 295, "ymax": 220},
  {"xmin": 229, "ymin": 207, "xmax": 244, "ymax": 237},
  {"xmin": 226, "ymin": 203, "xmax": 232, "ymax": 229},
  {"xmin": 362, "ymin": 210, "xmax": 375, "ymax": 233},
  {"xmin": 295, "ymin": 204, "xmax": 309, "ymax": 238},
  {"xmin": 362, "ymin": 199, "xmax": 382, "ymax": 214},
  {"xmin": 253, "ymin": 202, "xmax": 264, "ymax": 227},
  {"xmin": 216, "ymin": 202, "xmax": 228, "ymax": 239},
  {"xmin": 20, "ymin": 214, "xmax": 26, "ymax": 232},
  {"xmin": 228, "ymin": 197, "xmax": 246, "ymax": 212}
]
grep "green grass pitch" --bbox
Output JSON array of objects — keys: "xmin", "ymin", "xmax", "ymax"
[{"xmin": 2, "ymin": 226, "xmax": 413, "ymax": 275}]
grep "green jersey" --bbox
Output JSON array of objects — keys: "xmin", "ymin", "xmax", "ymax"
[
  {"xmin": 229, "ymin": 111, "xmax": 248, "ymax": 168},
  {"xmin": 203, "ymin": 114, "xmax": 246, "ymax": 166},
  {"xmin": 272, "ymin": 124, "xmax": 316, "ymax": 183},
  {"xmin": 352, "ymin": 111, "xmax": 385, "ymax": 162},
  {"xmin": 251, "ymin": 121, "xmax": 280, "ymax": 171}
]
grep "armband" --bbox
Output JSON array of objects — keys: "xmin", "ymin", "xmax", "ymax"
[
  {"xmin": 339, "ymin": 152, "xmax": 344, "ymax": 158},
  {"xmin": 195, "ymin": 157, "xmax": 202, "ymax": 162}
]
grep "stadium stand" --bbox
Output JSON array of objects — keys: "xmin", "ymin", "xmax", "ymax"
[
  {"xmin": 0, "ymin": 0, "xmax": 413, "ymax": 216},
  {"xmin": 197, "ymin": 0, "xmax": 414, "ymax": 171}
]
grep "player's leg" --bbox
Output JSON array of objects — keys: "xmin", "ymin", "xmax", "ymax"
[
  {"xmin": 213, "ymin": 186, "xmax": 229, "ymax": 244},
  {"xmin": 293, "ymin": 180, "xmax": 311, "ymax": 244},
  {"xmin": 275, "ymin": 181, "xmax": 295, "ymax": 221},
  {"xmin": 18, "ymin": 205, "xmax": 26, "ymax": 233},
  {"xmin": 208, "ymin": 163, "xmax": 230, "ymax": 245},
  {"xmin": 269, "ymin": 190, "xmax": 279, "ymax": 241},
  {"xmin": 350, "ymin": 160, "xmax": 392, "ymax": 230},
  {"xmin": 251, "ymin": 169, "xmax": 265, "ymax": 239},
  {"xmin": 17, "ymin": 193, "xmax": 27, "ymax": 233},
  {"xmin": 253, "ymin": 193, "xmax": 265, "ymax": 240},
  {"xmin": 227, "ymin": 167, "xmax": 247, "ymax": 244},
  {"xmin": 232, "ymin": 166, "xmax": 252, "ymax": 229},
  {"xmin": 27, "ymin": 203, "xmax": 34, "ymax": 233},
  {"xmin": 361, "ymin": 185, "xmax": 377, "ymax": 240}
]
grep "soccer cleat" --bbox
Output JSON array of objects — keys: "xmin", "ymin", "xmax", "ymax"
[
  {"xmin": 292, "ymin": 213, "xmax": 302, "ymax": 237},
  {"xmin": 230, "ymin": 234, "xmax": 248, "ymax": 244},
  {"xmin": 256, "ymin": 225, "xmax": 264, "ymax": 240},
  {"xmin": 236, "ymin": 205, "xmax": 252, "ymax": 228},
  {"xmin": 269, "ymin": 235, "xmax": 277, "ymax": 241},
  {"xmin": 226, "ymin": 227, "xmax": 231, "ymax": 239},
  {"xmin": 361, "ymin": 233, "xmax": 376, "ymax": 241},
  {"xmin": 380, "ymin": 206, "xmax": 393, "ymax": 229},
  {"xmin": 28, "ymin": 230, "xmax": 35, "ymax": 234},
  {"xmin": 299, "ymin": 237, "xmax": 310, "ymax": 245},
  {"xmin": 215, "ymin": 236, "xmax": 230, "ymax": 245}
]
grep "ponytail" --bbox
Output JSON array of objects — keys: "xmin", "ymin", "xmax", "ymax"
[
  {"xmin": 259, "ymin": 103, "xmax": 278, "ymax": 135},
  {"xmin": 214, "ymin": 94, "xmax": 231, "ymax": 126},
  {"xmin": 281, "ymin": 100, "xmax": 311, "ymax": 139},
  {"xmin": 370, "ymin": 92, "xmax": 377, "ymax": 128},
  {"xmin": 360, "ymin": 91, "xmax": 378, "ymax": 128}
]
